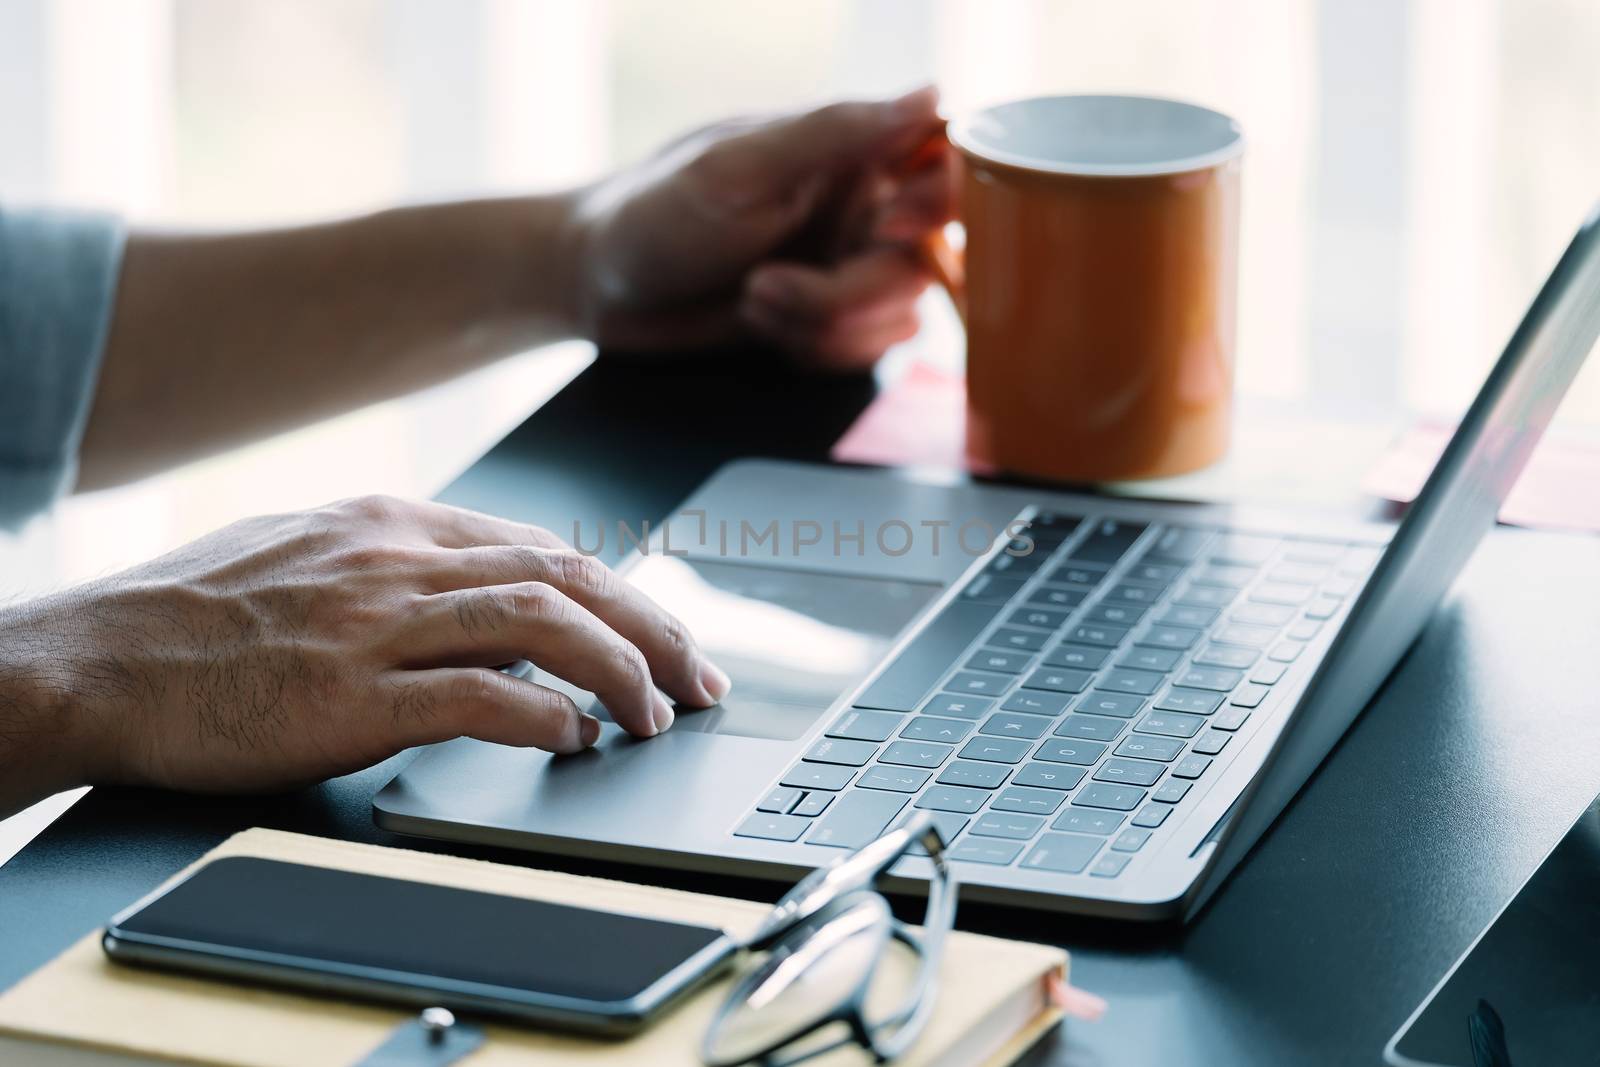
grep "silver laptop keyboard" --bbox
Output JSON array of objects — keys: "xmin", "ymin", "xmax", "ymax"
[{"xmin": 733, "ymin": 511, "xmax": 1379, "ymax": 879}]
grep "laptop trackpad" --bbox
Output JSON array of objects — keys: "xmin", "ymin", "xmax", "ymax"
[{"xmin": 565, "ymin": 555, "xmax": 938, "ymax": 741}]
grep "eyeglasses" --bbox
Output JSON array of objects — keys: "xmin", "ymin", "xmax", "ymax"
[{"xmin": 701, "ymin": 812, "xmax": 958, "ymax": 1067}]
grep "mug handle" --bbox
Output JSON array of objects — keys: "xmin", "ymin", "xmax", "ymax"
[
  {"xmin": 892, "ymin": 125, "xmax": 967, "ymax": 325},
  {"xmin": 917, "ymin": 227, "xmax": 966, "ymax": 326}
]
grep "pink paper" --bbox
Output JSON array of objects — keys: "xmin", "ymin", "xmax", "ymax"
[
  {"xmin": 1361, "ymin": 419, "xmax": 1600, "ymax": 534},
  {"xmin": 831, "ymin": 361, "xmax": 979, "ymax": 471}
]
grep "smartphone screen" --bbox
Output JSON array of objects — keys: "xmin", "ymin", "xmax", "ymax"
[{"xmin": 105, "ymin": 857, "xmax": 731, "ymax": 1025}]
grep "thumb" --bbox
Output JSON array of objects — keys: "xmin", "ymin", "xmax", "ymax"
[{"xmin": 732, "ymin": 86, "xmax": 943, "ymax": 187}]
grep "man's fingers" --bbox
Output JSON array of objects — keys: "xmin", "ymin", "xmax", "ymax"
[
  {"xmin": 385, "ymin": 668, "xmax": 599, "ymax": 754},
  {"xmin": 744, "ymin": 292, "xmax": 917, "ymax": 347},
  {"xmin": 875, "ymin": 161, "xmax": 958, "ymax": 241},
  {"xmin": 415, "ymin": 545, "xmax": 726, "ymax": 707},
  {"xmin": 743, "ymin": 298, "xmax": 921, "ymax": 370},
  {"xmin": 813, "ymin": 306, "xmax": 923, "ymax": 367},
  {"xmin": 741, "ymin": 245, "xmax": 929, "ymax": 365},
  {"xmin": 744, "ymin": 246, "xmax": 928, "ymax": 326},
  {"xmin": 720, "ymin": 86, "xmax": 942, "ymax": 189},
  {"xmin": 397, "ymin": 581, "xmax": 673, "ymax": 738},
  {"xmin": 398, "ymin": 499, "xmax": 568, "ymax": 552}
]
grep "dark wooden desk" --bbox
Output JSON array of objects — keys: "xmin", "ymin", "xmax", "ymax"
[{"xmin": 5, "ymin": 355, "xmax": 1599, "ymax": 1066}]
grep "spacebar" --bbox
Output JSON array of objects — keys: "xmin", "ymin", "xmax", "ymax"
[{"xmin": 853, "ymin": 599, "xmax": 1003, "ymax": 712}]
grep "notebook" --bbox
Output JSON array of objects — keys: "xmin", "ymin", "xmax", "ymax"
[{"xmin": 0, "ymin": 828, "xmax": 1068, "ymax": 1067}]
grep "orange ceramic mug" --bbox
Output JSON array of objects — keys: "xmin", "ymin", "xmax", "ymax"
[{"xmin": 935, "ymin": 95, "xmax": 1242, "ymax": 482}]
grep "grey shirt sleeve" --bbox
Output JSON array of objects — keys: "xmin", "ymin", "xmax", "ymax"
[{"xmin": 0, "ymin": 207, "xmax": 126, "ymax": 528}]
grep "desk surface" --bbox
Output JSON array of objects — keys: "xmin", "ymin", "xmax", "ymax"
[{"xmin": 4, "ymin": 355, "xmax": 1599, "ymax": 1067}]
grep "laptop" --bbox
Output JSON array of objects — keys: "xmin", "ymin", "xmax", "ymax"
[{"xmin": 375, "ymin": 204, "xmax": 1600, "ymax": 921}]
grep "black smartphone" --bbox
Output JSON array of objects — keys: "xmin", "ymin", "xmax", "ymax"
[{"xmin": 102, "ymin": 856, "xmax": 736, "ymax": 1036}]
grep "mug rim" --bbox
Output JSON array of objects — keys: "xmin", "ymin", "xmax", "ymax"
[{"xmin": 948, "ymin": 93, "xmax": 1243, "ymax": 178}]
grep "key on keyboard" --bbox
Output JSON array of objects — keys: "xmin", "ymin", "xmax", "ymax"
[
  {"xmin": 804, "ymin": 738, "xmax": 877, "ymax": 765},
  {"xmin": 1045, "ymin": 644, "xmax": 1111, "ymax": 669},
  {"xmin": 808, "ymin": 791, "xmax": 907, "ymax": 848},
  {"xmin": 1114, "ymin": 734, "xmax": 1185, "ymax": 761},
  {"xmin": 757, "ymin": 787, "xmax": 802, "ymax": 813},
  {"xmin": 963, "ymin": 574, "xmax": 1025, "ymax": 602},
  {"xmin": 1051, "ymin": 564, "xmax": 1109, "ymax": 586},
  {"xmin": 827, "ymin": 709, "xmax": 901, "ymax": 741},
  {"xmin": 991, "ymin": 786, "xmax": 1065, "ymax": 815},
  {"xmin": 856, "ymin": 765, "xmax": 929, "ymax": 792},
  {"xmin": 782, "ymin": 764, "xmax": 855, "ymax": 791},
  {"xmin": 1035, "ymin": 738, "xmax": 1107, "ymax": 765},
  {"xmin": 1072, "ymin": 783, "xmax": 1146, "ymax": 811},
  {"xmin": 1192, "ymin": 644, "xmax": 1258, "ymax": 669},
  {"xmin": 957, "ymin": 736, "xmax": 1032, "ymax": 764},
  {"xmin": 1053, "ymin": 808, "xmax": 1125, "ymax": 834},
  {"xmin": 1011, "ymin": 607, "xmax": 1070, "ymax": 629},
  {"xmin": 971, "ymin": 812, "xmax": 1046, "ymax": 839},
  {"xmin": 1028, "ymin": 587, "xmax": 1087, "ymax": 609},
  {"xmin": 949, "ymin": 838, "xmax": 1023, "ymax": 865},
  {"xmin": 1012, "ymin": 762, "xmax": 1088, "ymax": 790},
  {"xmin": 1145, "ymin": 525, "xmax": 1213, "ymax": 563},
  {"xmin": 736, "ymin": 813, "xmax": 809, "ymax": 841},
  {"xmin": 1069, "ymin": 519, "xmax": 1147, "ymax": 563},
  {"xmin": 1119, "ymin": 647, "xmax": 1182, "ymax": 672},
  {"xmin": 1067, "ymin": 623, "xmax": 1128, "ymax": 648},
  {"xmin": 915, "ymin": 785, "xmax": 989, "ymax": 814},
  {"xmin": 990, "ymin": 627, "xmax": 1048, "ymax": 652},
  {"xmin": 1153, "ymin": 689, "xmax": 1224, "ymax": 715},
  {"xmin": 899, "ymin": 716, "xmax": 974, "ymax": 743},
  {"xmin": 937, "ymin": 760, "xmax": 1010, "ymax": 788},
  {"xmin": 880, "ymin": 740, "xmax": 954, "ymax": 768},
  {"xmin": 1093, "ymin": 757, "xmax": 1164, "ymax": 787},
  {"xmin": 1096, "ymin": 668, "xmax": 1165, "ymax": 695},
  {"xmin": 794, "ymin": 792, "xmax": 832, "ymax": 817},
  {"xmin": 1090, "ymin": 852, "xmax": 1131, "ymax": 877},
  {"xmin": 980, "ymin": 712, "xmax": 1051, "ymax": 739},
  {"xmin": 1021, "ymin": 833, "xmax": 1103, "ymax": 874},
  {"xmin": 1175, "ymin": 667, "xmax": 1243, "ymax": 692},
  {"xmin": 1137, "ymin": 711, "xmax": 1207, "ymax": 737},
  {"xmin": 1054, "ymin": 714, "xmax": 1126, "ymax": 741},
  {"xmin": 945, "ymin": 671, "xmax": 1008, "ymax": 696},
  {"xmin": 853, "ymin": 600, "xmax": 1003, "ymax": 712},
  {"xmin": 966, "ymin": 650, "xmax": 1031, "ymax": 673},
  {"xmin": 1076, "ymin": 691, "xmax": 1146, "ymax": 718},
  {"xmin": 1001, "ymin": 690, "xmax": 1072, "ymax": 716},
  {"xmin": 922, "ymin": 694, "xmax": 994, "ymax": 718},
  {"xmin": 1087, "ymin": 603, "xmax": 1146, "ymax": 626},
  {"xmin": 1131, "ymin": 804, "xmax": 1170, "ymax": 828},
  {"xmin": 1022, "ymin": 668, "xmax": 1092, "ymax": 693}
]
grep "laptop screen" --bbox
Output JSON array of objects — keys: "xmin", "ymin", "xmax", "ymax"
[{"xmin": 1190, "ymin": 202, "xmax": 1600, "ymax": 916}]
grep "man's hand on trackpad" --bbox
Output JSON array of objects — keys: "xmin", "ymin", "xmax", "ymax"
[{"xmin": 0, "ymin": 495, "xmax": 730, "ymax": 811}]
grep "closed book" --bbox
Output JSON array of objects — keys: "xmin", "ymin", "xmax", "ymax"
[{"xmin": 0, "ymin": 828, "xmax": 1067, "ymax": 1066}]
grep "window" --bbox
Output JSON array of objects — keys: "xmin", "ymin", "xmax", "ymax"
[{"xmin": 2, "ymin": 0, "xmax": 1596, "ymax": 566}]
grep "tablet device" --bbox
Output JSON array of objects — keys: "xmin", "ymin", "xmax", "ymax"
[{"xmin": 1386, "ymin": 799, "xmax": 1600, "ymax": 1065}]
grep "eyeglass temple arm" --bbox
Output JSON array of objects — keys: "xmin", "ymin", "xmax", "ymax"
[
  {"xmin": 862, "ymin": 832, "xmax": 959, "ymax": 1060},
  {"xmin": 745, "ymin": 813, "xmax": 945, "ymax": 948}
]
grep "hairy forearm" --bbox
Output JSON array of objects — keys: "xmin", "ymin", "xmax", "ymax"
[
  {"xmin": 77, "ymin": 194, "xmax": 585, "ymax": 489},
  {"xmin": 0, "ymin": 597, "xmax": 97, "ymax": 818}
]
